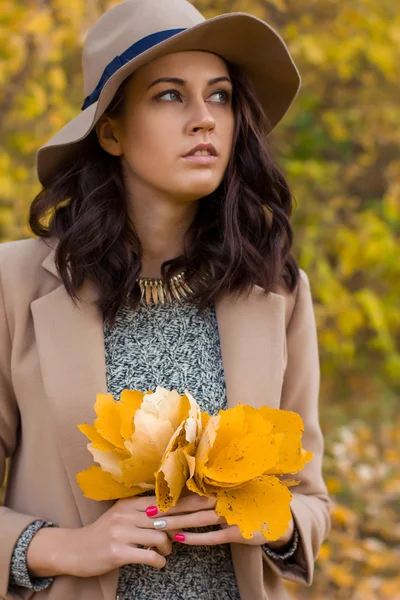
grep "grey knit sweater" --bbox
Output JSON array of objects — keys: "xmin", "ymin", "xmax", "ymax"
[{"xmin": 8, "ymin": 296, "xmax": 298, "ymax": 599}]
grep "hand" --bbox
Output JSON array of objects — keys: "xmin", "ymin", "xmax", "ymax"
[
  {"xmin": 27, "ymin": 495, "xmax": 173, "ymax": 578},
  {"xmin": 262, "ymin": 518, "xmax": 295, "ymax": 549},
  {"xmin": 149, "ymin": 493, "xmax": 294, "ymax": 548}
]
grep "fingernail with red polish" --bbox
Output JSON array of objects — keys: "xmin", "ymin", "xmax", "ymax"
[
  {"xmin": 174, "ymin": 533, "xmax": 186, "ymax": 542},
  {"xmin": 146, "ymin": 506, "xmax": 158, "ymax": 517}
]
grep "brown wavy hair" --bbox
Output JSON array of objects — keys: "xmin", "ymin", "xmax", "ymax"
[{"xmin": 29, "ymin": 60, "xmax": 300, "ymax": 326}]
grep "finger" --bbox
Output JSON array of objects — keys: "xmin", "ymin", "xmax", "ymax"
[
  {"xmin": 115, "ymin": 495, "xmax": 158, "ymax": 513},
  {"xmin": 172, "ymin": 526, "xmax": 237, "ymax": 546},
  {"xmin": 119, "ymin": 547, "xmax": 167, "ymax": 569},
  {"xmin": 166, "ymin": 530, "xmax": 179, "ymax": 542},
  {"xmin": 130, "ymin": 529, "xmax": 173, "ymax": 557},
  {"xmin": 146, "ymin": 510, "xmax": 224, "ymax": 531},
  {"xmin": 113, "ymin": 522, "xmax": 172, "ymax": 556},
  {"xmin": 180, "ymin": 487, "xmax": 197, "ymax": 498},
  {"xmin": 161, "ymin": 494, "xmax": 216, "ymax": 516}
]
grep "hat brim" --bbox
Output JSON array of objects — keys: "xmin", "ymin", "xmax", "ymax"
[{"xmin": 36, "ymin": 13, "xmax": 301, "ymax": 186}]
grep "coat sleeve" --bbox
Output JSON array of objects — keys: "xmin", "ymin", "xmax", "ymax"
[
  {"xmin": 262, "ymin": 269, "xmax": 333, "ymax": 586},
  {"xmin": 0, "ymin": 261, "xmax": 39, "ymax": 598}
]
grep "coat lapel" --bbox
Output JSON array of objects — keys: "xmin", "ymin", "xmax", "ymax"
[
  {"xmin": 214, "ymin": 288, "xmax": 287, "ymax": 600},
  {"xmin": 32, "ymin": 242, "xmax": 287, "ymax": 600},
  {"xmin": 214, "ymin": 288, "xmax": 286, "ymax": 411},
  {"xmin": 31, "ymin": 251, "xmax": 112, "ymax": 527},
  {"xmin": 32, "ymin": 245, "xmax": 118, "ymax": 600}
]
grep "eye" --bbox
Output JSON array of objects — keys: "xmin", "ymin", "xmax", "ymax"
[
  {"xmin": 157, "ymin": 89, "xmax": 182, "ymax": 102},
  {"xmin": 208, "ymin": 90, "xmax": 231, "ymax": 104}
]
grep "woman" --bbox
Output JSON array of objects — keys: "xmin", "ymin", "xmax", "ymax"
[{"xmin": 0, "ymin": 0, "xmax": 332, "ymax": 599}]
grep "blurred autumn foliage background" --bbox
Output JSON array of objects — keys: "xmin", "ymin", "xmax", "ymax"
[{"xmin": 1, "ymin": 0, "xmax": 399, "ymax": 598}]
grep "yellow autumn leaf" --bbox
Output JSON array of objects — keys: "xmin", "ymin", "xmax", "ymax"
[
  {"xmin": 77, "ymin": 390, "xmax": 145, "ymax": 498},
  {"xmin": 87, "ymin": 444, "xmax": 129, "ymax": 480},
  {"xmin": 155, "ymin": 390, "xmax": 202, "ymax": 510},
  {"xmin": 119, "ymin": 389, "xmax": 145, "ymax": 440},
  {"xmin": 203, "ymin": 411, "xmax": 280, "ymax": 485},
  {"xmin": 122, "ymin": 387, "xmax": 189, "ymax": 488},
  {"xmin": 93, "ymin": 393, "xmax": 127, "ymax": 450},
  {"xmin": 281, "ymin": 478, "xmax": 301, "ymax": 488},
  {"xmin": 258, "ymin": 405, "xmax": 314, "ymax": 475},
  {"xmin": 207, "ymin": 404, "xmax": 251, "ymax": 464},
  {"xmin": 77, "ymin": 424, "xmax": 115, "ymax": 452},
  {"xmin": 214, "ymin": 475, "xmax": 293, "ymax": 541},
  {"xmin": 77, "ymin": 466, "xmax": 143, "ymax": 501},
  {"xmin": 188, "ymin": 404, "xmax": 283, "ymax": 491},
  {"xmin": 201, "ymin": 411, "xmax": 210, "ymax": 429},
  {"xmin": 184, "ymin": 449, "xmax": 209, "ymax": 496},
  {"xmin": 187, "ymin": 413, "xmax": 219, "ymax": 495},
  {"xmin": 77, "ymin": 386, "xmax": 203, "ymax": 502},
  {"xmin": 186, "ymin": 403, "xmax": 312, "ymax": 540},
  {"xmin": 156, "ymin": 448, "xmax": 188, "ymax": 511},
  {"xmin": 77, "ymin": 389, "xmax": 149, "ymax": 495}
]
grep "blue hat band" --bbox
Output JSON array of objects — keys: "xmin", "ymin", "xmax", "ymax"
[{"xmin": 81, "ymin": 28, "xmax": 187, "ymax": 111}]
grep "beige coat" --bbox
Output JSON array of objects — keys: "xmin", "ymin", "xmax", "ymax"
[{"xmin": 0, "ymin": 237, "xmax": 332, "ymax": 600}]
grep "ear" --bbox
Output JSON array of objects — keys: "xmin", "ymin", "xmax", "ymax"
[{"xmin": 95, "ymin": 115, "xmax": 123, "ymax": 156}]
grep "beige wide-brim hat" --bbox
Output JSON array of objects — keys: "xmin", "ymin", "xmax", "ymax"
[{"xmin": 36, "ymin": 0, "xmax": 301, "ymax": 186}]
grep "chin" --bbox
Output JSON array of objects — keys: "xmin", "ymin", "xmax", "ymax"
[
  {"xmin": 176, "ymin": 178, "xmax": 222, "ymax": 200},
  {"xmin": 182, "ymin": 187, "xmax": 219, "ymax": 202}
]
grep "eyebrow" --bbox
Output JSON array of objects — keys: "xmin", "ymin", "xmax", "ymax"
[{"xmin": 146, "ymin": 76, "xmax": 232, "ymax": 90}]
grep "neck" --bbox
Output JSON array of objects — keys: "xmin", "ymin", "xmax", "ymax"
[{"xmin": 126, "ymin": 185, "xmax": 198, "ymax": 278}]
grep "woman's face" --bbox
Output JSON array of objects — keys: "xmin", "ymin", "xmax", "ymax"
[{"xmin": 102, "ymin": 50, "xmax": 235, "ymax": 203}]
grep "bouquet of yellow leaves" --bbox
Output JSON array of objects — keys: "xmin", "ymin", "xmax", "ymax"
[{"xmin": 77, "ymin": 386, "xmax": 313, "ymax": 541}]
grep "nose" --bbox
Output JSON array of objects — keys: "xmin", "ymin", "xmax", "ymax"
[{"xmin": 188, "ymin": 101, "xmax": 216, "ymax": 135}]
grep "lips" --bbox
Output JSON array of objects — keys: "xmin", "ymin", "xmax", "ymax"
[{"xmin": 183, "ymin": 143, "xmax": 217, "ymax": 157}]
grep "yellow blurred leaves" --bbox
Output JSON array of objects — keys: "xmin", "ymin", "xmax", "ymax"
[
  {"xmin": 327, "ymin": 564, "xmax": 355, "ymax": 588},
  {"xmin": 24, "ymin": 9, "xmax": 53, "ymax": 37},
  {"xmin": 325, "ymin": 476, "xmax": 342, "ymax": 495},
  {"xmin": 48, "ymin": 67, "xmax": 68, "ymax": 93},
  {"xmin": 355, "ymin": 288, "xmax": 395, "ymax": 353},
  {"xmin": 331, "ymin": 503, "xmax": 358, "ymax": 530},
  {"xmin": 298, "ymin": 418, "xmax": 400, "ymax": 600}
]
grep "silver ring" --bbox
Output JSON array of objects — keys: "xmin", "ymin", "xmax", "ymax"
[{"xmin": 153, "ymin": 519, "xmax": 167, "ymax": 529}]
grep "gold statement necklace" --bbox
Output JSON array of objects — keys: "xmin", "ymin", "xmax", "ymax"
[{"xmin": 136, "ymin": 270, "xmax": 209, "ymax": 306}]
